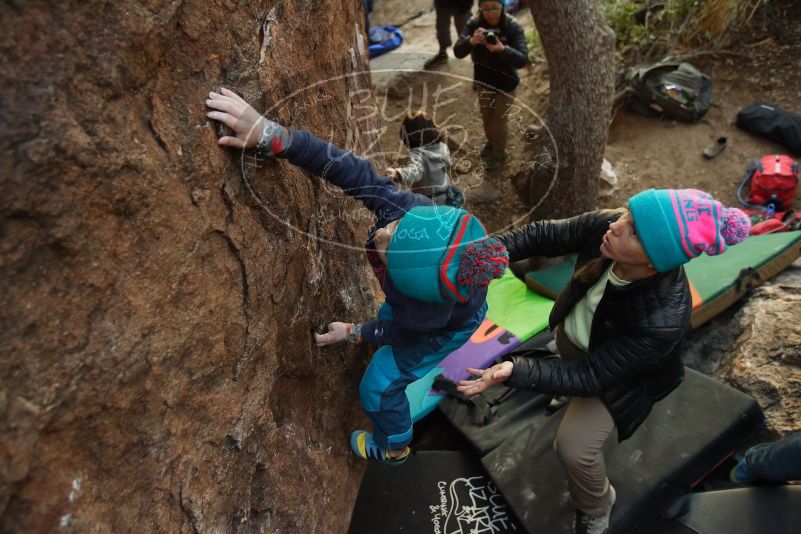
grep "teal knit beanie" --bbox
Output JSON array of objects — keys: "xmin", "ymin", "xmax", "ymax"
[
  {"xmin": 386, "ymin": 205, "xmax": 509, "ymax": 302},
  {"xmin": 628, "ymin": 188, "xmax": 750, "ymax": 272}
]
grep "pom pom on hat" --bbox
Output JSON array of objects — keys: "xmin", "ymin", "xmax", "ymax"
[
  {"xmin": 456, "ymin": 237, "xmax": 509, "ymax": 289},
  {"xmin": 387, "ymin": 206, "xmax": 508, "ymax": 302},
  {"xmin": 721, "ymin": 207, "xmax": 750, "ymax": 246}
]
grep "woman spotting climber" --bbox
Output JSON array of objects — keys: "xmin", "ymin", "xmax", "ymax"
[
  {"xmin": 206, "ymin": 88, "xmax": 508, "ymax": 465},
  {"xmin": 457, "ymin": 189, "xmax": 750, "ymax": 534}
]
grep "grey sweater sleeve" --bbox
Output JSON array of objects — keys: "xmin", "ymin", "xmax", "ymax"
[{"xmin": 396, "ymin": 150, "xmax": 425, "ymax": 186}]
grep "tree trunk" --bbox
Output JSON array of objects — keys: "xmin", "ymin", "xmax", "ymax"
[
  {"xmin": 0, "ymin": 1, "xmax": 380, "ymax": 532},
  {"xmin": 518, "ymin": 0, "xmax": 616, "ymax": 219}
]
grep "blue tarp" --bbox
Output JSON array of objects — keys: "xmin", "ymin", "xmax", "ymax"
[{"xmin": 368, "ymin": 26, "xmax": 403, "ymax": 58}]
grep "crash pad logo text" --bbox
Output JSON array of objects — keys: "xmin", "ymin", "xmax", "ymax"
[{"xmin": 429, "ymin": 476, "xmax": 517, "ymax": 534}]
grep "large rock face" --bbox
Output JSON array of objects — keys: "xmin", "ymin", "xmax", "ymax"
[
  {"xmin": 684, "ymin": 260, "xmax": 801, "ymax": 438},
  {"xmin": 1, "ymin": 2, "xmax": 382, "ymax": 531}
]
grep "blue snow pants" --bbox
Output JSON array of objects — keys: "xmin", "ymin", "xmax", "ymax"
[
  {"xmin": 359, "ymin": 301, "xmax": 486, "ymax": 449},
  {"xmin": 745, "ymin": 431, "xmax": 801, "ymax": 482}
]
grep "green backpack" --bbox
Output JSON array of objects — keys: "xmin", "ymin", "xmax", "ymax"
[{"xmin": 627, "ymin": 62, "xmax": 713, "ymax": 123}]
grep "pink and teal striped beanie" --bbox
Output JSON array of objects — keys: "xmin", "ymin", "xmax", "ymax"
[
  {"xmin": 628, "ymin": 188, "xmax": 750, "ymax": 272},
  {"xmin": 387, "ymin": 205, "xmax": 508, "ymax": 303}
]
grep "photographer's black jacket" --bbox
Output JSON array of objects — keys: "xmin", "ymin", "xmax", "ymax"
[
  {"xmin": 453, "ymin": 9, "xmax": 528, "ymax": 93},
  {"xmin": 496, "ymin": 210, "xmax": 692, "ymax": 441}
]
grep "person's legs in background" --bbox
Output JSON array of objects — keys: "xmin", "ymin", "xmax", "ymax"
[
  {"xmin": 481, "ymin": 89, "xmax": 513, "ymax": 170},
  {"xmin": 453, "ymin": 6, "xmax": 470, "ymax": 40},
  {"xmin": 426, "ymin": 0, "xmax": 452, "ymax": 68},
  {"xmin": 478, "ymin": 88, "xmax": 496, "ymax": 159}
]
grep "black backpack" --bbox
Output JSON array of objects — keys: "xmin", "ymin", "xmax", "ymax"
[
  {"xmin": 737, "ymin": 102, "xmax": 801, "ymax": 156},
  {"xmin": 627, "ymin": 62, "xmax": 712, "ymax": 123}
]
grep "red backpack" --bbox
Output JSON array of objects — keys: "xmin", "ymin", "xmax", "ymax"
[{"xmin": 738, "ymin": 154, "xmax": 798, "ymax": 212}]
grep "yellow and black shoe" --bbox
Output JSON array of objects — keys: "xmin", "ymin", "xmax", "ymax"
[{"xmin": 350, "ymin": 430, "xmax": 410, "ymax": 466}]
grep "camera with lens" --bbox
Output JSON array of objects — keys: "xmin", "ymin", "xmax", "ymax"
[{"xmin": 485, "ymin": 30, "xmax": 498, "ymax": 45}]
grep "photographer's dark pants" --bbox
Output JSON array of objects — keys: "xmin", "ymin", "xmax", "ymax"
[
  {"xmin": 435, "ymin": 0, "xmax": 470, "ymax": 50},
  {"xmin": 478, "ymin": 88, "xmax": 514, "ymax": 157}
]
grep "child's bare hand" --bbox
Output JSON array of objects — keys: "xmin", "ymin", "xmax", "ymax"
[
  {"xmin": 385, "ymin": 168, "xmax": 399, "ymax": 180},
  {"xmin": 456, "ymin": 361, "xmax": 513, "ymax": 397},
  {"xmin": 314, "ymin": 322, "xmax": 352, "ymax": 347},
  {"xmin": 206, "ymin": 87, "xmax": 266, "ymax": 149}
]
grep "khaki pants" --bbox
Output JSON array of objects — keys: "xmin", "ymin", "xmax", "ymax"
[
  {"xmin": 478, "ymin": 89, "xmax": 513, "ymax": 156},
  {"xmin": 553, "ymin": 326, "xmax": 616, "ymax": 517}
]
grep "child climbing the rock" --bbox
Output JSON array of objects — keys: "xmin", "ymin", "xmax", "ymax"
[
  {"xmin": 206, "ymin": 88, "xmax": 508, "ymax": 465},
  {"xmin": 385, "ymin": 110, "xmax": 464, "ymax": 208}
]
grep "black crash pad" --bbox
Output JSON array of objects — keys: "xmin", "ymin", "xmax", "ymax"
[
  {"xmin": 440, "ymin": 368, "xmax": 765, "ymax": 533},
  {"xmin": 650, "ymin": 485, "xmax": 801, "ymax": 534},
  {"xmin": 349, "ymin": 450, "xmax": 523, "ymax": 534}
]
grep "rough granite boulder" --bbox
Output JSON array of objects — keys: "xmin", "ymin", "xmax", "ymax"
[
  {"xmin": 684, "ymin": 259, "xmax": 801, "ymax": 438},
  {"xmin": 1, "ymin": 1, "xmax": 384, "ymax": 532}
]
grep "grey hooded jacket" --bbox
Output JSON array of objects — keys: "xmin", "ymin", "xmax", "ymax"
[{"xmin": 396, "ymin": 142, "xmax": 452, "ymax": 200}]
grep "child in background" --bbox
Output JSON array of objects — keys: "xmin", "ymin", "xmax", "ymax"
[
  {"xmin": 386, "ymin": 111, "xmax": 464, "ymax": 208},
  {"xmin": 206, "ymin": 88, "xmax": 508, "ymax": 465}
]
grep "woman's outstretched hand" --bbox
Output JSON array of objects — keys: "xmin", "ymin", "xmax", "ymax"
[
  {"xmin": 206, "ymin": 88, "xmax": 265, "ymax": 149},
  {"xmin": 456, "ymin": 361, "xmax": 514, "ymax": 397}
]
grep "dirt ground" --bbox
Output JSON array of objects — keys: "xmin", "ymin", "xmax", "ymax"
[{"xmin": 369, "ymin": 0, "xmax": 801, "ymax": 233}]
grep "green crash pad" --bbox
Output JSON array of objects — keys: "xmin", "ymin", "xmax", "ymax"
[
  {"xmin": 486, "ymin": 268, "xmax": 554, "ymax": 339},
  {"xmin": 664, "ymin": 231, "xmax": 801, "ymax": 327},
  {"xmin": 524, "ymin": 256, "xmax": 577, "ymax": 300}
]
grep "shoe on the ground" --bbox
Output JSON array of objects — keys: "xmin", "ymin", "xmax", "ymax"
[
  {"xmin": 730, "ymin": 457, "xmax": 757, "ymax": 483},
  {"xmin": 484, "ymin": 153, "xmax": 508, "ymax": 171},
  {"xmin": 350, "ymin": 430, "xmax": 410, "ymax": 466},
  {"xmin": 424, "ymin": 52, "xmax": 448, "ymax": 70},
  {"xmin": 480, "ymin": 142, "xmax": 493, "ymax": 159},
  {"xmin": 574, "ymin": 484, "xmax": 616, "ymax": 534},
  {"xmin": 703, "ymin": 136, "xmax": 728, "ymax": 159}
]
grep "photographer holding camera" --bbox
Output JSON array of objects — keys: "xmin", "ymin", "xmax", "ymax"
[{"xmin": 454, "ymin": 0, "xmax": 528, "ymax": 171}]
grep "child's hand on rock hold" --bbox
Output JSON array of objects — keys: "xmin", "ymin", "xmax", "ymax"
[
  {"xmin": 206, "ymin": 87, "xmax": 289, "ymax": 156},
  {"xmin": 314, "ymin": 322, "xmax": 352, "ymax": 347}
]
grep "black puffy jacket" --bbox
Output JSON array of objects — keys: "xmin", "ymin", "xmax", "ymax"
[
  {"xmin": 452, "ymin": 8, "xmax": 528, "ymax": 93},
  {"xmin": 496, "ymin": 210, "xmax": 692, "ymax": 441}
]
